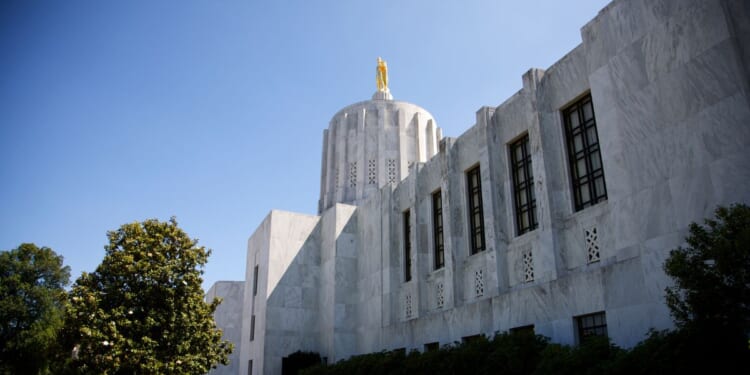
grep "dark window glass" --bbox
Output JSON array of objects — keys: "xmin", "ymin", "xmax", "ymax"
[
  {"xmin": 424, "ymin": 342, "xmax": 439, "ymax": 352},
  {"xmin": 404, "ymin": 210, "xmax": 412, "ymax": 282},
  {"xmin": 510, "ymin": 134, "xmax": 538, "ymax": 235},
  {"xmin": 462, "ymin": 334, "xmax": 482, "ymax": 344},
  {"xmin": 576, "ymin": 311, "xmax": 608, "ymax": 343},
  {"xmin": 250, "ymin": 315, "xmax": 256, "ymax": 341},
  {"xmin": 248, "ymin": 360, "xmax": 253, "ymax": 375},
  {"xmin": 252, "ymin": 265, "xmax": 259, "ymax": 296},
  {"xmin": 563, "ymin": 94, "xmax": 607, "ymax": 211},
  {"xmin": 466, "ymin": 166, "xmax": 486, "ymax": 254},
  {"xmin": 432, "ymin": 190, "xmax": 445, "ymax": 269},
  {"xmin": 510, "ymin": 325, "xmax": 535, "ymax": 335}
]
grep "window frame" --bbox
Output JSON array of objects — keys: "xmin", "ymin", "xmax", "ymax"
[
  {"xmin": 250, "ymin": 314, "xmax": 256, "ymax": 341},
  {"xmin": 462, "ymin": 334, "xmax": 482, "ymax": 344},
  {"xmin": 432, "ymin": 189, "xmax": 445, "ymax": 270},
  {"xmin": 562, "ymin": 94, "xmax": 607, "ymax": 212},
  {"xmin": 403, "ymin": 209, "xmax": 412, "ymax": 282},
  {"xmin": 466, "ymin": 165, "xmax": 486, "ymax": 255},
  {"xmin": 576, "ymin": 311, "xmax": 608, "ymax": 343},
  {"xmin": 509, "ymin": 133, "xmax": 538, "ymax": 235},
  {"xmin": 510, "ymin": 324, "xmax": 535, "ymax": 335},
  {"xmin": 252, "ymin": 265, "xmax": 259, "ymax": 296}
]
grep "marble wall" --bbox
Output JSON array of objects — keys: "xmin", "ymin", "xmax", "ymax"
[
  {"xmin": 318, "ymin": 99, "xmax": 443, "ymax": 213},
  {"xmin": 207, "ymin": 281, "xmax": 245, "ymax": 375},
  {"xmin": 221, "ymin": 0, "xmax": 750, "ymax": 373}
]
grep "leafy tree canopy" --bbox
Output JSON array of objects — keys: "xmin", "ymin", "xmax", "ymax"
[
  {"xmin": 0, "ymin": 243, "xmax": 70, "ymax": 375},
  {"xmin": 664, "ymin": 203, "xmax": 750, "ymax": 335},
  {"xmin": 662, "ymin": 203, "xmax": 750, "ymax": 372},
  {"xmin": 63, "ymin": 218, "xmax": 232, "ymax": 374}
]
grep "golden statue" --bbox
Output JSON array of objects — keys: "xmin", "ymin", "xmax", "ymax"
[{"xmin": 376, "ymin": 57, "xmax": 389, "ymax": 92}]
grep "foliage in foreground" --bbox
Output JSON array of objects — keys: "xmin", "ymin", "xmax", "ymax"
[
  {"xmin": 61, "ymin": 218, "xmax": 232, "ymax": 374},
  {"xmin": 301, "ymin": 328, "xmax": 748, "ymax": 375},
  {"xmin": 300, "ymin": 332, "xmax": 624, "ymax": 375},
  {"xmin": 0, "ymin": 243, "xmax": 71, "ymax": 375},
  {"xmin": 664, "ymin": 204, "xmax": 749, "ymax": 334},
  {"xmin": 661, "ymin": 203, "xmax": 750, "ymax": 372},
  {"xmin": 282, "ymin": 351, "xmax": 323, "ymax": 375}
]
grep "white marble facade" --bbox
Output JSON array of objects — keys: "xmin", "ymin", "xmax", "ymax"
[
  {"xmin": 206, "ymin": 281, "xmax": 244, "ymax": 375},
  {"xmin": 209, "ymin": 0, "xmax": 750, "ymax": 374}
]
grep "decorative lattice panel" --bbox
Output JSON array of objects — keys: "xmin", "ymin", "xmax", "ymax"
[
  {"xmin": 522, "ymin": 250, "xmax": 534, "ymax": 282},
  {"xmin": 474, "ymin": 269, "xmax": 484, "ymax": 297},
  {"xmin": 405, "ymin": 293, "xmax": 413, "ymax": 319},
  {"xmin": 585, "ymin": 226, "xmax": 600, "ymax": 263},
  {"xmin": 368, "ymin": 159, "xmax": 376, "ymax": 184},
  {"xmin": 349, "ymin": 162, "xmax": 357, "ymax": 188},
  {"xmin": 387, "ymin": 159, "xmax": 397, "ymax": 184},
  {"xmin": 436, "ymin": 283, "xmax": 444, "ymax": 309}
]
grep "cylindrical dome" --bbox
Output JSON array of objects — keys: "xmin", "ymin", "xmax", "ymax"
[{"xmin": 318, "ymin": 95, "xmax": 442, "ymax": 213}]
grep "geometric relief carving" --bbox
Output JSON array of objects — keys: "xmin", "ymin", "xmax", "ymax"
[
  {"xmin": 405, "ymin": 293, "xmax": 413, "ymax": 319},
  {"xmin": 436, "ymin": 283, "xmax": 444, "ymax": 309},
  {"xmin": 387, "ymin": 158, "xmax": 397, "ymax": 184},
  {"xmin": 522, "ymin": 250, "xmax": 534, "ymax": 282},
  {"xmin": 349, "ymin": 162, "xmax": 357, "ymax": 188},
  {"xmin": 474, "ymin": 269, "xmax": 484, "ymax": 297},
  {"xmin": 368, "ymin": 159, "xmax": 377, "ymax": 184},
  {"xmin": 585, "ymin": 226, "xmax": 600, "ymax": 263}
]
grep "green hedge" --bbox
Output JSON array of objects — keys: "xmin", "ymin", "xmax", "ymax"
[{"xmin": 299, "ymin": 328, "xmax": 749, "ymax": 375}]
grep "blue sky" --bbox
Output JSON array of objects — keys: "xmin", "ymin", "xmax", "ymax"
[{"xmin": 0, "ymin": 0, "xmax": 610, "ymax": 290}]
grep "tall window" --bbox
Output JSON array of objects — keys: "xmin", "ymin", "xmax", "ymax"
[
  {"xmin": 432, "ymin": 190, "xmax": 445, "ymax": 269},
  {"xmin": 466, "ymin": 166, "xmax": 486, "ymax": 254},
  {"xmin": 252, "ymin": 265, "xmax": 259, "ymax": 296},
  {"xmin": 250, "ymin": 315, "xmax": 256, "ymax": 341},
  {"xmin": 403, "ymin": 210, "xmax": 412, "ymax": 282},
  {"xmin": 576, "ymin": 311, "xmax": 607, "ymax": 343},
  {"xmin": 510, "ymin": 134, "xmax": 538, "ymax": 235},
  {"xmin": 563, "ymin": 94, "xmax": 607, "ymax": 211}
]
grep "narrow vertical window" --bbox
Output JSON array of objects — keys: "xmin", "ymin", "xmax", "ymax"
[
  {"xmin": 510, "ymin": 134, "xmax": 538, "ymax": 235},
  {"xmin": 250, "ymin": 315, "xmax": 256, "ymax": 341},
  {"xmin": 432, "ymin": 190, "xmax": 445, "ymax": 269},
  {"xmin": 563, "ymin": 94, "xmax": 607, "ymax": 211},
  {"xmin": 466, "ymin": 165, "xmax": 486, "ymax": 254},
  {"xmin": 403, "ymin": 209, "xmax": 412, "ymax": 282},
  {"xmin": 252, "ymin": 265, "xmax": 259, "ymax": 296}
]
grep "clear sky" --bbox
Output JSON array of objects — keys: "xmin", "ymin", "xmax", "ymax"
[{"xmin": 0, "ymin": 0, "xmax": 611, "ymax": 290}]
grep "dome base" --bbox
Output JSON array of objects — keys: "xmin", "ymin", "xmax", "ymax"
[{"xmin": 372, "ymin": 90, "xmax": 393, "ymax": 100}]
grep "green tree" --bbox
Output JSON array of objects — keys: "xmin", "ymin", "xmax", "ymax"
[
  {"xmin": 0, "ymin": 243, "xmax": 71, "ymax": 375},
  {"xmin": 63, "ymin": 218, "xmax": 232, "ymax": 374},
  {"xmin": 664, "ymin": 204, "xmax": 750, "ymax": 331},
  {"xmin": 663, "ymin": 203, "xmax": 750, "ymax": 371}
]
